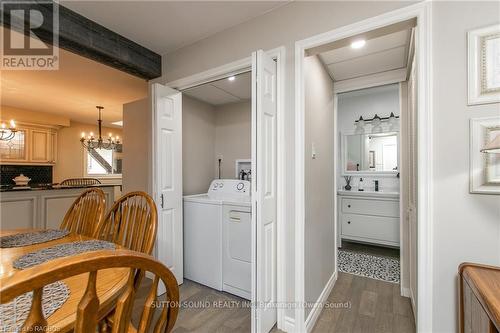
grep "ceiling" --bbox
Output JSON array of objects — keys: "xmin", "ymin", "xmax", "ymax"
[
  {"xmin": 319, "ymin": 29, "xmax": 412, "ymax": 81},
  {"xmin": 61, "ymin": 1, "xmax": 289, "ymax": 55},
  {"xmin": 183, "ymin": 71, "xmax": 251, "ymax": 106},
  {"xmin": 1, "ymin": 28, "xmax": 148, "ymax": 127}
]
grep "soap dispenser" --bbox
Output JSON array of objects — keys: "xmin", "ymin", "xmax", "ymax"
[{"xmin": 358, "ymin": 178, "xmax": 364, "ymax": 191}]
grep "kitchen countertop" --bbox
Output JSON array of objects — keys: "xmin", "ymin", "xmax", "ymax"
[{"xmin": 0, "ymin": 184, "xmax": 119, "ymax": 192}]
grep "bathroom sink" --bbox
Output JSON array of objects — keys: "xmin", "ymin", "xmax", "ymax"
[{"xmin": 337, "ymin": 189, "xmax": 400, "ymax": 198}]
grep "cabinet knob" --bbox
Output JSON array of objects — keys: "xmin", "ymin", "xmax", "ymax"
[
  {"xmin": 348, "ymin": 204, "xmax": 351, "ymax": 208},
  {"xmin": 347, "ymin": 221, "xmax": 351, "ymax": 224}
]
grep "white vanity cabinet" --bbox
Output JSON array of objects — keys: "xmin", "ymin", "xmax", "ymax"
[{"xmin": 338, "ymin": 191, "xmax": 400, "ymax": 247}]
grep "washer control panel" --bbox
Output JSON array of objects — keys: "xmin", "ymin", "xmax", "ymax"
[{"xmin": 208, "ymin": 179, "xmax": 250, "ymax": 196}]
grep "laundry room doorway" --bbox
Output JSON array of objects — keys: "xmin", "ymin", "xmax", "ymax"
[{"xmin": 149, "ymin": 47, "xmax": 285, "ymax": 333}]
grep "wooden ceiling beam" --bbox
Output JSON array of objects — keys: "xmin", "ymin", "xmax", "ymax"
[{"xmin": 1, "ymin": 1, "xmax": 161, "ymax": 80}]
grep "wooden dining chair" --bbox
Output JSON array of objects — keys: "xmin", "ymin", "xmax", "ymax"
[
  {"xmin": 60, "ymin": 188, "xmax": 106, "ymax": 237},
  {"xmin": 94, "ymin": 191, "xmax": 157, "ymax": 255},
  {"xmin": 60, "ymin": 178, "xmax": 102, "ymax": 186},
  {"xmin": 0, "ymin": 250, "xmax": 179, "ymax": 333}
]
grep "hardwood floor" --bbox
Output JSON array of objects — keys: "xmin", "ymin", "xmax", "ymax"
[
  {"xmin": 132, "ymin": 273, "xmax": 413, "ymax": 333},
  {"xmin": 311, "ymin": 272, "xmax": 415, "ymax": 333},
  {"xmin": 132, "ymin": 279, "xmax": 253, "ymax": 332}
]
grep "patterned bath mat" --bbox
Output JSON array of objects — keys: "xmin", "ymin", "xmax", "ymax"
[
  {"xmin": 0, "ymin": 229, "xmax": 69, "ymax": 248},
  {"xmin": 338, "ymin": 249, "xmax": 400, "ymax": 283},
  {"xmin": 13, "ymin": 240, "xmax": 115, "ymax": 270},
  {"xmin": 0, "ymin": 281, "xmax": 70, "ymax": 332}
]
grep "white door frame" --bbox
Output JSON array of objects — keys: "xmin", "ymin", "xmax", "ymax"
[
  {"xmin": 165, "ymin": 46, "xmax": 287, "ymax": 331},
  {"xmin": 294, "ymin": 2, "xmax": 432, "ymax": 332}
]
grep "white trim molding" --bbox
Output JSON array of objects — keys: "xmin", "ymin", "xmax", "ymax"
[
  {"xmin": 165, "ymin": 47, "xmax": 288, "ymax": 332},
  {"xmin": 334, "ymin": 68, "xmax": 407, "ymax": 94},
  {"xmin": 305, "ymin": 271, "xmax": 338, "ymax": 333},
  {"xmin": 166, "ymin": 57, "xmax": 251, "ymax": 91},
  {"xmin": 294, "ymin": 2, "xmax": 433, "ymax": 332}
]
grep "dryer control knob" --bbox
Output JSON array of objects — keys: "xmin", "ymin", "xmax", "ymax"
[{"xmin": 237, "ymin": 182, "xmax": 244, "ymax": 190}]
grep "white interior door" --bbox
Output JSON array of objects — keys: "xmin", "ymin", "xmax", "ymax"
[
  {"xmin": 152, "ymin": 83, "xmax": 183, "ymax": 289},
  {"xmin": 251, "ymin": 50, "xmax": 277, "ymax": 333}
]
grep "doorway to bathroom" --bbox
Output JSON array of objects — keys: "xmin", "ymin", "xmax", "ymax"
[
  {"xmin": 336, "ymin": 83, "xmax": 403, "ymax": 285},
  {"xmin": 293, "ymin": 4, "xmax": 431, "ymax": 330}
]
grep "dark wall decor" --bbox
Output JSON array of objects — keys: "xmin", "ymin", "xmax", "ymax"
[
  {"xmin": 1, "ymin": 1, "xmax": 161, "ymax": 80},
  {"xmin": 1, "ymin": 165, "xmax": 53, "ymax": 185}
]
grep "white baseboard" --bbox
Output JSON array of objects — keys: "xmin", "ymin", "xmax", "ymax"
[
  {"xmin": 410, "ymin": 287, "xmax": 417, "ymax": 322},
  {"xmin": 305, "ymin": 270, "xmax": 338, "ymax": 333},
  {"xmin": 401, "ymin": 287, "xmax": 411, "ymax": 298},
  {"xmin": 281, "ymin": 316, "xmax": 296, "ymax": 332}
]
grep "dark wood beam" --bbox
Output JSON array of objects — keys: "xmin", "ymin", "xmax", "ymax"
[{"xmin": 1, "ymin": 1, "xmax": 161, "ymax": 80}]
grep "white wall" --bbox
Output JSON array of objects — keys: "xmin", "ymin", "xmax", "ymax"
[
  {"xmin": 304, "ymin": 55, "xmax": 336, "ymax": 319},
  {"xmin": 161, "ymin": 2, "xmax": 500, "ymax": 331},
  {"xmin": 182, "ymin": 96, "xmax": 216, "ymax": 195},
  {"xmin": 432, "ymin": 2, "xmax": 500, "ymax": 331},
  {"xmin": 214, "ymin": 101, "xmax": 251, "ymax": 179},
  {"xmin": 163, "ymin": 2, "xmax": 409, "ymax": 321},
  {"xmin": 123, "ymin": 98, "xmax": 149, "ymax": 194},
  {"xmin": 182, "ymin": 97, "xmax": 250, "ymax": 194},
  {"xmin": 337, "ymin": 84, "xmax": 400, "ymax": 192},
  {"xmin": 337, "ymin": 84, "xmax": 400, "ymax": 133}
]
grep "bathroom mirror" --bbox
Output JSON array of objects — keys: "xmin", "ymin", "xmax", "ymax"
[{"xmin": 342, "ymin": 131, "xmax": 399, "ymax": 174}]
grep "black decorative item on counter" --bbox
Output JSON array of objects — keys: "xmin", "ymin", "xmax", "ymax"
[
  {"xmin": 0, "ymin": 165, "xmax": 53, "ymax": 185},
  {"xmin": 343, "ymin": 176, "xmax": 352, "ymax": 191}
]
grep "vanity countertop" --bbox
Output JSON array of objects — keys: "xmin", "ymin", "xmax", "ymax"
[{"xmin": 337, "ymin": 189, "xmax": 400, "ymax": 199}]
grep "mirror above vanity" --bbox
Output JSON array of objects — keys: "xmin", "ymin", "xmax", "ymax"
[{"xmin": 342, "ymin": 131, "xmax": 399, "ymax": 175}]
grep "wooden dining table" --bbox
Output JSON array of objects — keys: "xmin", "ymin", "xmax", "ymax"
[{"xmin": 0, "ymin": 229, "xmax": 129, "ymax": 332}]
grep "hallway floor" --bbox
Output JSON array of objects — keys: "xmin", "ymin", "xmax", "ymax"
[
  {"xmin": 133, "ymin": 240, "xmax": 413, "ymax": 332},
  {"xmin": 311, "ymin": 272, "xmax": 415, "ymax": 333}
]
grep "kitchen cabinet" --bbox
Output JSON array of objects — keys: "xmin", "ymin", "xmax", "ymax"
[
  {"xmin": 0, "ymin": 186, "xmax": 116, "ymax": 229},
  {"xmin": 30, "ymin": 129, "xmax": 57, "ymax": 163},
  {"xmin": 0, "ymin": 124, "xmax": 58, "ymax": 165},
  {"xmin": 0, "ymin": 129, "xmax": 28, "ymax": 162}
]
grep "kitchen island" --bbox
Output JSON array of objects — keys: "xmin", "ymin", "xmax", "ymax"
[{"xmin": 0, "ymin": 185, "xmax": 118, "ymax": 230}]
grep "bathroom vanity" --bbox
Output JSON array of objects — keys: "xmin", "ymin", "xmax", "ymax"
[
  {"xmin": 337, "ymin": 190, "xmax": 400, "ymax": 247},
  {"xmin": 338, "ymin": 128, "xmax": 401, "ymax": 248}
]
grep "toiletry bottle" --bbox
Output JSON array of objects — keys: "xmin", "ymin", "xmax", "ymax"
[{"xmin": 358, "ymin": 178, "xmax": 364, "ymax": 191}]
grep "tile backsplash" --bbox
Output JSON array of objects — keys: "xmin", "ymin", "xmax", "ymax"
[{"xmin": 1, "ymin": 165, "xmax": 53, "ymax": 185}]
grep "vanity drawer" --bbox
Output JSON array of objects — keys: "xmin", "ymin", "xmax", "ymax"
[
  {"xmin": 341, "ymin": 197, "xmax": 399, "ymax": 217},
  {"xmin": 341, "ymin": 214, "xmax": 400, "ymax": 244}
]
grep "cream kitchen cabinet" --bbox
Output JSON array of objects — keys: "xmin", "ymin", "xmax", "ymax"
[
  {"xmin": 0, "ymin": 124, "xmax": 58, "ymax": 165},
  {"xmin": 30, "ymin": 129, "xmax": 57, "ymax": 163}
]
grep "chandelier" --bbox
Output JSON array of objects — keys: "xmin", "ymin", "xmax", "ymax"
[
  {"xmin": 80, "ymin": 106, "xmax": 120, "ymax": 151},
  {"xmin": 0, "ymin": 120, "xmax": 17, "ymax": 141}
]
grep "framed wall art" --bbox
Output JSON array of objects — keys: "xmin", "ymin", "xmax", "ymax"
[
  {"xmin": 470, "ymin": 116, "xmax": 500, "ymax": 194},
  {"xmin": 468, "ymin": 24, "xmax": 500, "ymax": 105}
]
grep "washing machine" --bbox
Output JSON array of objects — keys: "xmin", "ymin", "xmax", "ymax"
[{"xmin": 183, "ymin": 179, "xmax": 252, "ymax": 299}]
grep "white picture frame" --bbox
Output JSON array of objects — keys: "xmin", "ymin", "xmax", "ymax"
[
  {"xmin": 470, "ymin": 117, "xmax": 500, "ymax": 194},
  {"xmin": 468, "ymin": 24, "xmax": 500, "ymax": 105}
]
